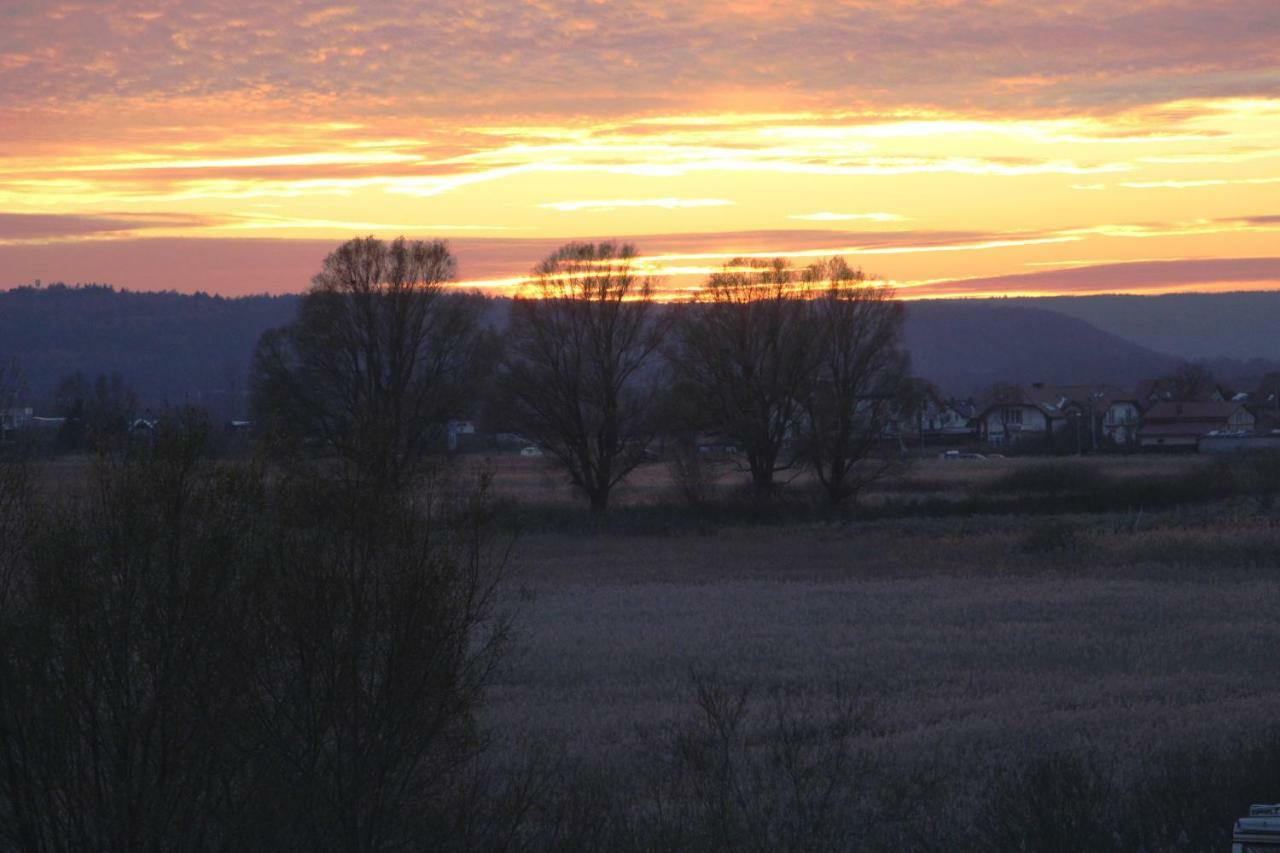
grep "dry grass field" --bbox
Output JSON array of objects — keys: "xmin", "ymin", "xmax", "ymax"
[
  {"xmin": 465, "ymin": 452, "xmax": 1280, "ymax": 848},
  {"xmin": 491, "ymin": 493, "xmax": 1280, "ymax": 760}
]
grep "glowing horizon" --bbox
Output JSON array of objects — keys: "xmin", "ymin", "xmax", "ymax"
[{"xmin": 3, "ymin": 1, "xmax": 1278, "ymax": 299}]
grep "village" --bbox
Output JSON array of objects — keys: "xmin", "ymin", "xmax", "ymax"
[
  {"xmin": 7, "ymin": 370, "xmax": 1280, "ymax": 460},
  {"xmin": 433, "ymin": 371, "xmax": 1280, "ymax": 462},
  {"xmin": 898, "ymin": 375, "xmax": 1280, "ymax": 455}
]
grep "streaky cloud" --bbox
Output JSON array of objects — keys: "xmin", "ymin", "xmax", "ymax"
[{"xmin": 911, "ymin": 257, "xmax": 1280, "ymax": 297}]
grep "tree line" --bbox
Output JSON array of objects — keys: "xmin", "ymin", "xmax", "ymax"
[{"xmin": 251, "ymin": 236, "xmax": 911, "ymax": 511}]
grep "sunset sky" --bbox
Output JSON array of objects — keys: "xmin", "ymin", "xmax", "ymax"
[{"xmin": 2, "ymin": 1, "xmax": 1278, "ymax": 298}]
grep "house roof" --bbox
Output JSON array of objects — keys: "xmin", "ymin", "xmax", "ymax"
[
  {"xmin": 975, "ymin": 398, "xmax": 1064, "ymax": 421},
  {"xmin": 1142, "ymin": 400, "xmax": 1248, "ymax": 422},
  {"xmin": 1133, "ymin": 377, "xmax": 1231, "ymax": 405},
  {"xmin": 1140, "ymin": 421, "xmax": 1230, "ymax": 437},
  {"xmin": 976, "ymin": 384, "xmax": 1125, "ymax": 421}
]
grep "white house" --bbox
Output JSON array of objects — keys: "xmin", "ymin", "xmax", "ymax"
[
  {"xmin": 977, "ymin": 399, "xmax": 1065, "ymax": 446},
  {"xmin": 446, "ymin": 419, "xmax": 476, "ymax": 451},
  {"xmin": 1102, "ymin": 398, "xmax": 1142, "ymax": 446},
  {"xmin": 975, "ymin": 384, "xmax": 1088, "ymax": 446}
]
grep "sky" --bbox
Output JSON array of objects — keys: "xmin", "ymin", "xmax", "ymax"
[{"xmin": 2, "ymin": 0, "xmax": 1279, "ymax": 299}]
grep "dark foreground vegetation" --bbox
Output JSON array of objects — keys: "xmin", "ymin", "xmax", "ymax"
[{"xmin": 0, "ymin": 425, "xmax": 511, "ymax": 851}]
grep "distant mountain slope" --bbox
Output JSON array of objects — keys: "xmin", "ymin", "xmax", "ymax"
[
  {"xmin": 903, "ymin": 301, "xmax": 1179, "ymax": 395},
  {"xmin": 0, "ymin": 285, "xmax": 1186, "ymax": 407},
  {"xmin": 1014, "ymin": 291, "xmax": 1280, "ymax": 361}
]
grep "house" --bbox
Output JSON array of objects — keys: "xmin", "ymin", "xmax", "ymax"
[
  {"xmin": 1101, "ymin": 397, "xmax": 1142, "ymax": 447},
  {"xmin": 975, "ymin": 386, "xmax": 1068, "ymax": 447},
  {"xmin": 445, "ymin": 419, "xmax": 475, "ymax": 451},
  {"xmin": 1034, "ymin": 384, "xmax": 1129, "ymax": 451},
  {"xmin": 911, "ymin": 398, "xmax": 977, "ymax": 441},
  {"xmin": 976, "ymin": 383, "xmax": 1121, "ymax": 449},
  {"xmin": 886, "ymin": 386, "xmax": 976, "ymax": 447},
  {"xmin": 1, "ymin": 406, "xmax": 33, "ymax": 439},
  {"xmin": 1133, "ymin": 376, "xmax": 1230, "ymax": 405},
  {"xmin": 1138, "ymin": 401, "xmax": 1256, "ymax": 451}
]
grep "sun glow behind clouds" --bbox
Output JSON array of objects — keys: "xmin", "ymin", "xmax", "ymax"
[
  {"xmin": 2, "ymin": 86, "xmax": 1280, "ymax": 295},
  {"xmin": 539, "ymin": 198, "xmax": 733, "ymax": 212},
  {"xmin": 790, "ymin": 212, "xmax": 907, "ymax": 222}
]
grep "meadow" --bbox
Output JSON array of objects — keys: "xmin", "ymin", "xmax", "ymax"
[{"xmin": 476, "ymin": 453, "xmax": 1280, "ymax": 850}]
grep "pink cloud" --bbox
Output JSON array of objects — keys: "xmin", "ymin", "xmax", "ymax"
[
  {"xmin": 3, "ymin": 1, "xmax": 1276, "ymax": 120},
  {"xmin": 913, "ymin": 257, "xmax": 1280, "ymax": 297}
]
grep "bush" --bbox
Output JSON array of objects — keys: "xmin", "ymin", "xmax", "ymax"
[
  {"xmin": 988, "ymin": 462, "xmax": 1109, "ymax": 495},
  {"xmin": 665, "ymin": 440, "xmax": 729, "ymax": 509},
  {"xmin": 970, "ymin": 750, "xmax": 1120, "ymax": 852},
  {"xmin": 948, "ymin": 733, "xmax": 1280, "ymax": 853},
  {"xmin": 1019, "ymin": 520, "xmax": 1086, "ymax": 556},
  {"xmin": 0, "ymin": 428, "xmax": 511, "ymax": 851}
]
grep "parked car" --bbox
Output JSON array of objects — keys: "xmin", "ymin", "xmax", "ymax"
[
  {"xmin": 520, "ymin": 445, "xmax": 544, "ymax": 457},
  {"xmin": 1233, "ymin": 804, "xmax": 1280, "ymax": 851},
  {"xmin": 939, "ymin": 450, "xmax": 987, "ymax": 460}
]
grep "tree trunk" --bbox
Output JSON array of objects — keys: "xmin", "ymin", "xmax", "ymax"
[
  {"xmin": 588, "ymin": 488, "xmax": 609, "ymax": 513},
  {"xmin": 750, "ymin": 468, "xmax": 774, "ymax": 499}
]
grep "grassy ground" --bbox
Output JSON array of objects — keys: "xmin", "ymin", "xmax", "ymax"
[
  {"xmin": 491, "ymin": 501, "xmax": 1280, "ymax": 759},
  {"xmin": 469, "ymin": 452, "xmax": 1280, "ymax": 848}
]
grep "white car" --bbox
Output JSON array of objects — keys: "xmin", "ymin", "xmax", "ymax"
[
  {"xmin": 939, "ymin": 450, "xmax": 986, "ymax": 460},
  {"xmin": 519, "ymin": 445, "xmax": 543, "ymax": 457},
  {"xmin": 1234, "ymin": 804, "xmax": 1280, "ymax": 851}
]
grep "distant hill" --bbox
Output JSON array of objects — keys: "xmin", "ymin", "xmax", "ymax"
[
  {"xmin": 0, "ymin": 283, "xmax": 1242, "ymax": 409},
  {"xmin": 1014, "ymin": 292, "xmax": 1280, "ymax": 361},
  {"xmin": 903, "ymin": 301, "xmax": 1179, "ymax": 395},
  {"xmin": 0, "ymin": 284, "xmax": 299, "ymax": 412}
]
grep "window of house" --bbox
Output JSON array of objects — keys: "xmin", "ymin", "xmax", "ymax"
[{"xmin": 1003, "ymin": 408, "xmax": 1022, "ymax": 425}]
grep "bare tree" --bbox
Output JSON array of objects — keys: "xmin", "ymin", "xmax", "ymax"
[
  {"xmin": 1259, "ymin": 371, "xmax": 1280, "ymax": 415},
  {"xmin": 669, "ymin": 258, "xmax": 818, "ymax": 497},
  {"xmin": 0, "ymin": 357, "xmax": 22, "ymax": 414},
  {"xmin": 52, "ymin": 370, "xmax": 139, "ymax": 452},
  {"xmin": 1167, "ymin": 362, "xmax": 1218, "ymax": 401},
  {"xmin": 242, "ymin": 470, "xmax": 510, "ymax": 852},
  {"xmin": 251, "ymin": 237, "xmax": 484, "ymax": 490},
  {"xmin": 0, "ymin": 421, "xmax": 512, "ymax": 852},
  {"xmin": 798, "ymin": 259, "xmax": 908, "ymax": 505},
  {"xmin": 0, "ymin": 359, "xmax": 35, "ymax": 609},
  {"xmin": 501, "ymin": 242, "xmax": 668, "ymax": 512},
  {"xmin": 893, "ymin": 376, "xmax": 943, "ymax": 451},
  {"xmin": 0, "ymin": 425, "xmax": 269, "ymax": 851}
]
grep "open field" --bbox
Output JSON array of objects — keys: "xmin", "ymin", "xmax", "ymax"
[
  {"xmin": 493, "ymin": 507, "xmax": 1280, "ymax": 757},
  {"xmin": 481, "ymin": 452, "xmax": 1212, "ymax": 507},
  {"xmin": 467, "ymin": 452, "xmax": 1280, "ymax": 847}
]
